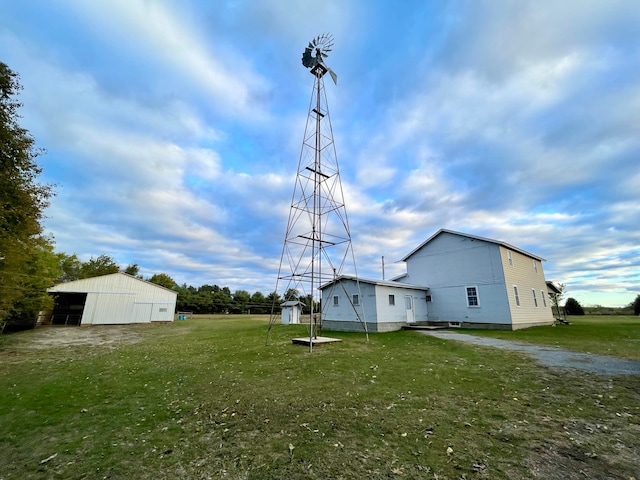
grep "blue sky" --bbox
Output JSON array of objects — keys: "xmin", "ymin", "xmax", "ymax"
[{"xmin": 1, "ymin": 1, "xmax": 638, "ymax": 307}]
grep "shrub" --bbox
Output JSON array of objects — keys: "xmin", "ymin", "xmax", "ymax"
[
  {"xmin": 564, "ymin": 297, "xmax": 585, "ymax": 316},
  {"xmin": 633, "ymin": 294, "xmax": 640, "ymax": 316}
]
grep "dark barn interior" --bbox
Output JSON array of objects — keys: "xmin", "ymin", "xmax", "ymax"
[{"xmin": 50, "ymin": 293, "xmax": 87, "ymax": 325}]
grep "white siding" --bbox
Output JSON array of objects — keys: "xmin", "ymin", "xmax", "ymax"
[
  {"xmin": 281, "ymin": 304, "xmax": 302, "ymax": 325},
  {"xmin": 373, "ymin": 284, "xmax": 428, "ymax": 324},
  {"xmin": 85, "ymin": 293, "xmax": 135, "ymax": 325},
  {"xmin": 132, "ymin": 303, "xmax": 153, "ymax": 323},
  {"xmin": 321, "ymin": 278, "xmax": 428, "ymax": 332},
  {"xmin": 49, "ymin": 273, "xmax": 177, "ymax": 325}
]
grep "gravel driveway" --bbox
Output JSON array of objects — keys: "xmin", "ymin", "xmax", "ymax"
[{"xmin": 418, "ymin": 330, "xmax": 640, "ymax": 375}]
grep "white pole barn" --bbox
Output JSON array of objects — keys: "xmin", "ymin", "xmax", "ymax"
[{"xmin": 47, "ymin": 273, "xmax": 177, "ymax": 326}]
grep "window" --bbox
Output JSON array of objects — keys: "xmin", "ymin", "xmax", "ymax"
[
  {"xmin": 352, "ymin": 294, "xmax": 360, "ymax": 306},
  {"xmin": 533, "ymin": 259, "xmax": 538, "ymax": 273},
  {"xmin": 333, "ymin": 295, "xmax": 339, "ymax": 306},
  {"xmin": 541, "ymin": 290, "xmax": 547, "ymax": 307},
  {"xmin": 532, "ymin": 289, "xmax": 538, "ymax": 307},
  {"xmin": 513, "ymin": 286, "xmax": 520, "ymax": 306},
  {"xmin": 388, "ymin": 294, "xmax": 395, "ymax": 306},
  {"xmin": 507, "ymin": 251, "xmax": 513, "ymax": 267},
  {"xmin": 425, "ymin": 294, "xmax": 432, "ymax": 302},
  {"xmin": 466, "ymin": 286, "xmax": 479, "ymax": 307}
]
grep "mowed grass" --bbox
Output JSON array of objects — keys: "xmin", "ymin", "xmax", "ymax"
[
  {"xmin": 0, "ymin": 316, "xmax": 639, "ymax": 479},
  {"xmin": 467, "ymin": 315, "xmax": 640, "ymax": 360}
]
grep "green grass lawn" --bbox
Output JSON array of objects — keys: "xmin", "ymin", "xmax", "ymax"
[
  {"xmin": 467, "ymin": 315, "xmax": 640, "ymax": 360},
  {"xmin": 1, "ymin": 316, "xmax": 639, "ymax": 479}
]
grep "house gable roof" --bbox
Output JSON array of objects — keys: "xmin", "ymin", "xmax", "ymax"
[{"xmin": 400, "ymin": 229, "xmax": 546, "ymax": 262}]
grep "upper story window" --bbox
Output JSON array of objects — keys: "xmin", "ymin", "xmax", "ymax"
[
  {"xmin": 466, "ymin": 286, "xmax": 479, "ymax": 307},
  {"xmin": 533, "ymin": 259, "xmax": 538, "ymax": 273},
  {"xmin": 532, "ymin": 289, "xmax": 538, "ymax": 307},
  {"xmin": 389, "ymin": 294, "xmax": 395, "ymax": 306},
  {"xmin": 513, "ymin": 286, "xmax": 520, "ymax": 306},
  {"xmin": 333, "ymin": 295, "xmax": 339, "ymax": 306},
  {"xmin": 352, "ymin": 294, "xmax": 360, "ymax": 306},
  {"xmin": 507, "ymin": 251, "xmax": 513, "ymax": 267}
]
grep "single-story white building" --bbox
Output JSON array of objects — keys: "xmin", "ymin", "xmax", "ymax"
[
  {"xmin": 281, "ymin": 300, "xmax": 305, "ymax": 325},
  {"xmin": 320, "ymin": 229, "xmax": 555, "ymax": 332},
  {"xmin": 47, "ymin": 273, "xmax": 177, "ymax": 325},
  {"xmin": 320, "ymin": 276, "xmax": 430, "ymax": 332}
]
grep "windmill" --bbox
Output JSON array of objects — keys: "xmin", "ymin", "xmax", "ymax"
[{"xmin": 267, "ymin": 34, "xmax": 368, "ymax": 351}]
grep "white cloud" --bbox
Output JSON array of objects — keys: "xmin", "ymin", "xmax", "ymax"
[{"xmin": 65, "ymin": 0, "xmax": 270, "ymax": 117}]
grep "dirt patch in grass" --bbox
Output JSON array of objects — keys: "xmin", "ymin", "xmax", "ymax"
[
  {"xmin": 24, "ymin": 325, "xmax": 143, "ymax": 349},
  {"xmin": 526, "ymin": 433, "xmax": 640, "ymax": 480},
  {"xmin": 0, "ymin": 326, "xmax": 149, "ymax": 365}
]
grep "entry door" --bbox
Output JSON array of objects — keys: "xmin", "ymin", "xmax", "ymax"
[{"xmin": 405, "ymin": 295, "xmax": 415, "ymax": 323}]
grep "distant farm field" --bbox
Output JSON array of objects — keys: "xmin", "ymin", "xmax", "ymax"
[{"xmin": 1, "ymin": 316, "xmax": 639, "ymax": 479}]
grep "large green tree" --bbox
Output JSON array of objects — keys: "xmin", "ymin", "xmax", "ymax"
[
  {"xmin": 56, "ymin": 252, "xmax": 83, "ymax": 283},
  {"xmin": 212, "ymin": 287, "xmax": 232, "ymax": 313},
  {"xmin": 4, "ymin": 237, "xmax": 62, "ymax": 330},
  {"xmin": 122, "ymin": 263, "xmax": 141, "ymax": 277},
  {"xmin": 231, "ymin": 290, "xmax": 251, "ymax": 314},
  {"xmin": 0, "ymin": 62, "xmax": 54, "ymax": 324},
  {"xmin": 148, "ymin": 273, "xmax": 178, "ymax": 290},
  {"xmin": 78, "ymin": 254, "xmax": 120, "ymax": 279},
  {"xmin": 250, "ymin": 291, "xmax": 268, "ymax": 314}
]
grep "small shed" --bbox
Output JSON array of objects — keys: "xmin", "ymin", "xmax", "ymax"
[
  {"xmin": 47, "ymin": 273, "xmax": 177, "ymax": 325},
  {"xmin": 281, "ymin": 300, "xmax": 305, "ymax": 325}
]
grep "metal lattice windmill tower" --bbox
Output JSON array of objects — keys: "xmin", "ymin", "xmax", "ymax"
[{"xmin": 267, "ymin": 34, "xmax": 367, "ymax": 350}]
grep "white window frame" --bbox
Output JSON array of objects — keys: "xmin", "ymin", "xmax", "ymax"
[
  {"xmin": 388, "ymin": 294, "xmax": 395, "ymax": 306},
  {"xmin": 533, "ymin": 259, "xmax": 538, "ymax": 273},
  {"xmin": 532, "ymin": 289, "xmax": 538, "ymax": 307},
  {"xmin": 513, "ymin": 285, "xmax": 520, "ymax": 307},
  {"xmin": 333, "ymin": 295, "xmax": 339, "ymax": 306},
  {"xmin": 507, "ymin": 251, "xmax": 513, "ymax": 267},
  {"xmin": 541, "ymin": 290, "xmax": 547, "ymax": 307},
  {"xmin": 352, "ymin": 294, "xmax": 360, "ymax": 306},
  {"xmin": 466, "ymin": 286, "xmax": 480, "ymax": 307}
]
